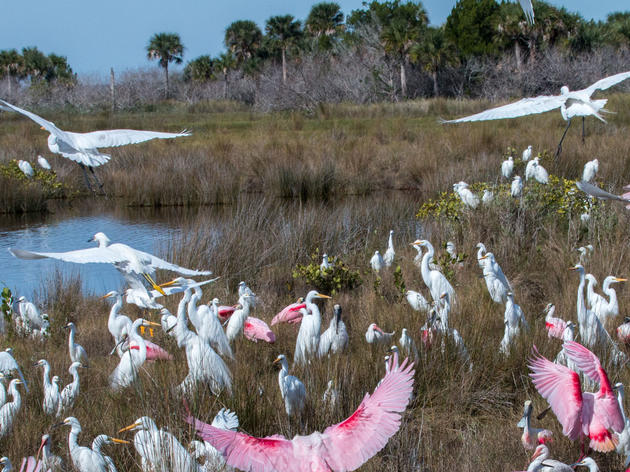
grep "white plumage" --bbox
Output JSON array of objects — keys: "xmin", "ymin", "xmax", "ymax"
[
  {"xmin": 274, "ymin": 354, "xmax": 306, "ymax": 417},
  {"xmin": 365, "ymin": 323, "xmax": 394, "ymax": 345},
  {"xmin": 533, "ymin": 159, "xmax": 549, "ymax": 184},
  {"xmin": 406, "ymin": 290, "xmax": 430, "ymax": 312},
  {"xmin": 501, "ymin": 156, "xmax": 514, "ymax": 179},
  {"xmin": 37, "ymin": 155, "xmax": 51, "ymax": 169},
  {"xmin": 583, "ymin": 158, "xmax": 599, "ymax": 182},
  {"xmin": 66, "ymin": 322, "xmax": 89, "ymax": 367},
  {"xmin": 17, "ymin": 160, "xmax": 34, "ymax": 178},
  {"xmin": 511, "ymin": 175, "xmax": 522, "ymax": 197},
  {"xmin": 294, "ymin": 291, "xmax": 330, "ymax": 366},
  {"xmin": 482, "ymin": 189, "xmax": 494, "ymax": 204},
  {"xmin": 318, "ymin": 304, "xmax": 348, "ymax": 357},
  {"xmin": 522, "ymin": 145, "xmax": 532, "ymax": 162},
  {"xmin": 453, "ymin": 181, "xmax": 479, "ymax": 208},
  {"xmin": 0, "ymin": 348, "xmax": 27, "ymax": 392},
  {"xmin": 383, "ymin": 230, "xmax": 395, "ymax": 267},
  {"xmin": 370, "ymin": 250, "xmax": 384, "ymax": 272}
]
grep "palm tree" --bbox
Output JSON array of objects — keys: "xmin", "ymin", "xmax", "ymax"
[
  {"xmin": 0, "ymin": 49, "xmax": 24, "ymax": 96},
  {"xmin": 22, "ymin": 46, "xmax": 51, "ymax": 82},
  {"xmin": 493, "ymin": 3, "xmax": 529, "ymax": 71},
  {"xmin": 411, "ymin": 26, "xmax": 455, "ymax": 97},
  {"xmin": 305, "ymin": 2, "xmax": 345, "ymax": 50},
  {"xmin": 225, "ymin": 20, "xmax": 263, "ymax": 66},
  {"xmin": 146, "ymin": 32, "xmax": 184, "ymax": 98},
  {"xmin": 265, "ymin": 15, "xmax": 303, "ymax": 84},
  {"xmin": 183, "ymin": 55, "xmax": 215, "ymax": 82},
  {"xmin": 214, "ymin": 52, "xmax": 237, "ymax": 98}
]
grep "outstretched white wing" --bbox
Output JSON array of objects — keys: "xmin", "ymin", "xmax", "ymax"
[
  {"xmin": 576, "ymin": 180, "xmax": 629, "ymax": 202},
  {"xmin": 72, "ymin": 129, "xmax": 191, "ymax": 150},
  {"xmin": 9, "ymin": 247, "xmax": 124, "ymax": 265},
  {"xmin": 0, "ymin": 99, "xmax": 72, "ymax": 144},
  {"xmin": 134, "ymin": 249, "xmax": 212, "ymax": 276},
  {"xmin": 517, "ymin": 0, "xmax": 534, "ymax": 24},
  {"xmin": 584, "ymin": 70, "xmax": 630, "ymax": 96},
  {"xmin": 442, "ymin": 95, "xmax": 563, "ymax": 123}
]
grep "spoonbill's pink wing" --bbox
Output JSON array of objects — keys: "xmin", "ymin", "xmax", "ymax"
[
  {"xmin": 244, "ymin": 317, "xmax": 276, "ymax": 343},
  {"xmin": 528, "ymin": 348, "xmax": 583, "ymax": 441},
  {"xmin": 562, "ymin": 341, "xmax": 610, "ymax": 390},
  {"xmin": 19, "ymin": 457, "xmax": 46, "ymax": 472},
  {"xmin": 317, "ymin": 355, "xmax": 415, "ymax": 471},
  {"xmin": 218, "ymin": 306, "xmax": 236, "ymax": 322},
  {"xmin": 271, "ymin": 303, "xmax": 306, "ymax": 326},
  {"xmin": 185, "ymin": 414, "xmax": 294, "ymax": 471},
  {"xmin": 545, "ymin": 317, "xmax": 566, "ymax": 339},
  {"xmin": 130, "ymin": 340, "xmax": 173, "ymax": 361},
  {"xmin": 584, "ymin": 392, "xmax": 620, "ymax": 451}
]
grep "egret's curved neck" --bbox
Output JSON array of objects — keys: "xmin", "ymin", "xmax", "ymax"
[
  {"xmin": 175, "ymin": 292, "xmax": 194, "ymax": 346},
  {"xmin": 388, "ymin": 233, "xmax": 393, "ymax": 250},
  {"xmin": 8, "ymin": 384, "xmax": 20, "ymax": 409},
  {"xmin": 68, "ymin": 326, "xmax": 76, "ymax": 348},
  {"xmin": 603, "ymin": 281, "xmax": 618, "ymax": 307},
  {"xmin": 42, "ymin": 363, "xmax": 51, "ymax": 387},
  {"xmin": 420, "ymin": 245, "xmax": 434, "ymax": 282},
  {"xmin": 68, "ymin": 425, "xmax": 81, "ymax": 457},
  {"xmin": 576, "ymin": 269, "xmax": 586, "ymax": 318},
  {"xmin": 69, "ymin": 366, "xmax": 80, "ymax": 384}
]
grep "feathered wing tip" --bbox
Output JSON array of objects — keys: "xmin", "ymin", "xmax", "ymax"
[
  {"xmin": 179, "ymin": 129, "xmax": 192, "ymax": 136},
  {"xmin": 19, "ymin": 457, "xmax": 48, "ymax": 472}
]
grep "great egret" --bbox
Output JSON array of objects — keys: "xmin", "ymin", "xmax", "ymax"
[
  {"xmin": 453, "ymin": 181, "xmax": 479, "ymax": 208},
  {"xmin": 516, "ymin": 400, "xmax": 552, "ymax": 450},
  {"xmin": 188, "ymin": 290, "xmax": 233, "ymax": 359},
  {"xmin": 271, "ymin": 298, "xmax": 306, "ymax": 326},
  {"xmin": 37, "ymin": 155, "xmax": 51, "ymax": 170},
  {"xmin": 529, "ymin": 341, "xmax": 624, "ymax": 452},
  {"xmin": 583, "ymin": 159, "xmax": 599, "ymax": 183},
  {"xmin": 294, "ymin": 291, "xmax": 330, "ymax": 366},
  {"xmin": 0, "ymin": 379, "xmax": 23, "ymax": 438},
  {"xmin": 318, "ymin": 304, "xmax": 348, "ymax": 357},
  {"xmin": 501, "ymin": 156, "xmax": 514, "ymax": 179},
  {"xmin": 15, "ymin": 296, "xmax": 46, "ymax": 333},
  {"xmin": 405, "ymin": 290, "xmax": 430, "ymax": 312},
  {"xmin": 511, "ymin": 175, "xmax": 523, "ymax": 197},
  {"xmin": 243, "ymin": 317, "xmax": 276, "ymax": 343},
  {"xmin": 56, "ymin": 417, "xmax": 116, "ymax": 472},
  {"xmin": 570, "ymin": 264, "xmax": 610, "ymax": 349},
  {"xmin": 226, "ymin": 295, "xmax": 253, "ymax": 343},
  {"xmin": 57, "ymin": 362, "xmax": 84, "ymax": 417},
  {"xmin": 525, "ymin": 444, "xmax": 573, "ymax": 471},
  {"xmin": 614, "ymin": 382, "xmax": 630, "ymax": 470},
  {"xmin": 586, "ymin": 275, "xmax": 625, "ymax": 325},
  {"xmin": 188, "ymin": 408, "xmax": 239, "ymax": 470},
  {"xmin": 522, "ymin": 145, "xmax": 532, "ymax": 161},
  {"xmin": 37, "ymin": 434, "xmax": 64, "ymax": 471},
  {"xmin": 370, "ymin": 250, "xmax": 384, "ymax": 272},
  {"xmin": 365, "ymin": 323, "xmax": 394, "ymax": 345},
  {"xmin": 17, "ymin": 160, "xmax": 33, "ymax": 178},
  {"xmin": 0, "ymin": 348, "xmax": 27, "ymax": 392},
  {"xmin": 320, "ymin": 254, "xmax": 330, "ymax": 272},
  {"xmin": 0, "ymin": 99, "xmax": 191, "ymax": 191},
  {"xmin": 186, "ymin": 353, "xmax": 414, "ymax": 472},
  {"xmin": 479, "ymin": 253, "xmax": 510, "ymax": 304},
  {"xmin": 91, "ymin": 435, "xmax": 129, "ymax": 472},
  {"xmin": 500, "ymin": 292, "xmax": 527, "ymax": 356},
  {"xmin": 174, "ymin": 289, "xmax": 232, "ymax": 395},
  {"xmin": 442, "ymin": 71, "xmax": 630, "ymax": 158},
  {"xmin": 102, "ymin": 291, "xmax": 132, "ymax": 348},
  {"xmin": 237, "ymin": 281, "xmax": 257, "ymax": 307},
  {"xmin": 109, "ymin": 318, "xmax": 160, "ymax": 391},
  {"xmin": 384, "ymin": 230, "xmax": 395, "ymax": 267},
  {"xmin": 119, "ymin": 416, "xmax": 199, "ymax": 472},
  {"xmin": 10, "ymin": 232, "xmax": 213, "ymax": 309},
  {"xmin": 574, "ymin": 457, "xmax": 600, "ymax": 471},
  {"xmin": 273, "ymin": 354, "xmax": 306, "ymax": 417},
  {"xmin": 64, "ymin": 323, "xmax": 89, "ymax": 367},
  {"xmin": 413, "ymin": 239, "xmax": 456, "ymax": 304},
  {"xmin": 399, "ymin": 328, "xmax": 418, "ymax": 360},
  {"xmin": 34, "ymin": 359, "xmax": 60, "ymax": 416}
]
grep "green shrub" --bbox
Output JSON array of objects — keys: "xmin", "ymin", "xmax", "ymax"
[{"xmin": 292, "ymin": 250, "xmax": 362, "ymax": 295}]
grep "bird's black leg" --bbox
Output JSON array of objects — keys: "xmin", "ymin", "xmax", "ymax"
[
  {"xmin": 79, "ymin": 164, "xmax": 94, "ymax": 192},
  {"xmin": 554, "ymin": 118, "xmax": 572, "ymax": 161},
  {"xmin": 582, "ymin": 117, "xmax": 585, "ymax": 144},
  {"xmin": 89, "ymin": 166, "xmax": 106, "ymax": 195}
]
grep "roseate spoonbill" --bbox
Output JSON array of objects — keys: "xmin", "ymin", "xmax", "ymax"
[
  {"xmin": 17, "ymin": 160, "xmax": 33, "ymax": 178},
  {"xmin": 544, "ymin": 303, "xmax": 567, "ymax": 339},
  {"xmin": 37, "ymin": 434, "xmax": 63, "ymax": 471},
  {"xmin": 502, "ymin": 156, "xmax": 514, "ymax": 179},
  {"xmin": 37, "ymin": 155, "xmax": 51, "ymax": 169},
  {"xmin": 320, "ymin": 254, "xmax": 330, "ymax": 272},
  {"xmin": 370, "ymin": 251, "xmax": 384, "ymax": 272},
  {"xmin": 34, "ymin": 360, "xmax": 60, "ymax": 416},
  {"xmin": 453, "ymin": 181, "xmax": 479, "ymax": 208},
  {"xmin": 294, "ymin": 291, "xmax": 330, "ymax": 366},
  {"xmin": 0, "ymin": 99, "xmax": 191, "ymax": 191},
  {"xmin": 528, "ymin": 341, "xmax": 624, "ymax": 452},
  {"xmin": 413, "ymin": 239, "xmax": 456, "ymax": 304},
  {"xmin": 365, "ymin": 323, "xmax": 394, "ymax": 345},
  {"xmin": 517, "ymin": 400, "xmax": 553, "ymax": 449},
  {"xmin": 582, "ymin": 159, "xmax": 598, "ymax": 183},
  {"xmin": 0, "ymin": 349, "xmax": 27, "ymax": 391},
  {"xmin": 271, "ymin": 298, "xmax": 306, "ymax": 326},
  {"xmin": 318, "ymin": 304, "xmax": 348, "ymax": 357},
  {"xmin": 9, "ymin": 232, "xmax": 212, "ymax": 308},
  {"xmin": 185, "ymin": 353, "xmax": 414, "ymax": 472},
  {"xmin": 274, "ymin": 354, "xmax": 306, "ymax": 417},
  {"xmin": 244, "ymin": 317, "xmax": 276, "ymax": 343},
  {"xmin": 384, "ymin": 230, "xmax": 395, "ymax": 267},
  {"xmin": 521, "ymin": 444, "xmax": 573, "ymax": 471},
  {"xmin": 442, "ymin": 71, "xmax": 630, "ymax": 158},
  {"xmin": 0, "ymin": 380, "xmax": 23, "ymax": 438},
  {"xmin": 64, "ymin": 323, "xmax": 89, "ymax": 367},
  {"xmin": 57, "ymin": 362, "xmax": 84, "ymax": 417},
  {"xmin": 511, "ymin": 175, "xmax": 523, "ymax": 197},
  {"xmin": 522, "ymin": 145, "xmax": 532, "ymax": 161}
]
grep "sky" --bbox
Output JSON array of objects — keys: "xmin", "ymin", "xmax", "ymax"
[{"xmin": 1, "ymin": 0, "xmax": 627, "ymax": 77}]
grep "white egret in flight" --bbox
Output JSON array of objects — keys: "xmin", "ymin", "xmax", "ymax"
[
  {"xmin": 9, "ymin": 232, "xmax": 213, "ymax": 308},
  {"xmin": 0, "ymin": 99, "xmax": 191, "ymax": 191},
  {"xmin": 442, "ymin": 71, "xmax": 630, "ymax": 158}
]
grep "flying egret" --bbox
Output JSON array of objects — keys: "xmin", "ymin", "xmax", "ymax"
[
  {"xmin": 511, "ymin": 175, "xmax": 523, "ymax": 197},
  {"xmin": 318, "ymin": 304, "xmax": 348, "ymax": 357},
  {"xmin": 17, "ymin": 160, "xmax": 34, "ymax": 178},
  {"xmin": 0, "ymin": 379, "xmax": 23, "ymax": 438},
  {"xmin": 582, "ymin": 159, "xmax": 599, "ymax": 183},
  {"xmin": 576, "ymin": 180, "xmax": 630, "ymax": 207},
  {"xmin": 384, "ymin": 230, "xmax": 395, "ymax": 267},
  {"xmin": 34, "ymin": 359, "xmax": 60, "ymax": 416},
  {"xmin": 37, "ymin": 155, "xmax": 51, "ymax": 170},
  {"xmin": 0, "ymin": 99, "xmax": 191, "ymax": 191},
  {"xmin": 294, "ymin": 291, "xmax": 330, "ymax": 366},
  {"xmin": 9, "ymin": 232, "xmax": 213, "ymax": 309},
  {"xmin": 453, "ymin": 181, "xmax": 479, "ymax": 208},
  {"xmin": 413, "ymin": 239, "xmax": 456, "ymax": 304},
  {"xmin": 442, "ymin": 71, "xmax": 630, "ymax": 158},
  {"xmin": 370, "ymin": 250, "xmax": 384, "ymax": 272},
  {"xmin": 365, "ymin": 323, "xmax": 394, "ymax": 345},
  {"xmin": 186, "ymin": 353, "xmax": 414, "ymax": 472},
  {"xmin": 37, "ymin": 434, "xmax": 64, "ymax": 471},
  {"xmin": 529, "ymin": 341, "xmax": 624, "ymax": 452},
  {"xmin": 188, "ymin": 408, "xmax": 239, "ymax": 470},
  {"xmin": 91, "ymin": 435, "xmax": 129, "ymax": 472},
  {"xmin": 320, "ymin": 254, "xmax": 330, "ymax": 272},
  {"xmin": 55, "ymin": 417, "xmax": 116, "ymax": 472},
  {"xmin": 274, "ymin": 354, "xmax": 306, "ymax": 417},
  {"xmin": 501, "ymin": 156, "xmax": 514, "ymax": 179},
  {"xmin": 522, "ymin": 145, "xmax": 532, "ymax": 161},
  {"xmin": 64, "ymin": 323, "xmax": 89, "ymax": 367},
  {"xmin": 517, "ymin": 400, "xmax": 552, "ymax": 450},
  {"xmin": 57, "ymin": 362, "xmax": 84, "ymax": 417},
  {"xmin": 271, "ymin": 298, "xmax": 306, "ymax": 326},
  {"xmin": 0, "ymin": 348, "xmax": 27, "ymax": 392}
]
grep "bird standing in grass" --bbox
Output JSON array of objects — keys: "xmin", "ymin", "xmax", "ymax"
[
  {"xmin": 370, "ymin": 250, "xmax": 384, "ymax": 272},
  {"xmin": 65, "ymin": 323, "xmax": 89, "ymax": 367},
  {"xmin": 383, "ymin": 230, "xmax": 395, "ymax": 267},
  {"xmin": 516, "ymin": 400, "xmax": 552, "ymax": 449},
  {"xmin": 294, "ymin": 291, "xmax": 330, "ymax": 366},
  {"xmin": 522, "ymin": 145, "xmax": 532, "ymax": 161},
  {"xmin": 365, "ymin": 323, "xmax": 394, "ymax": 346},
  {"xmin": 502, "ymin": 156, "xmax": 514, "ymax": 179},
  {"xmin": 17, "ymin": 160, "xmax": 33, "ymax": 178},
  {"xmin": 318, "ymin": 304, "xmax": 348, "ymax": 357},
  {"xmin": 0, "ymin": 379, "xmax": 23, "ymax": 438},
  {"xmin": 582, "ymin": 159, "xmax": 599, "ymax": 182},
  {"xmin": 274, "ymin": 354, "xmax": 306, "ymax": 417}
]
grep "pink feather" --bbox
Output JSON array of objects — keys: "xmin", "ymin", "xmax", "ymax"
[
  {"xmin": 130, "ymin": 340, "xmax": 173, "ymax": 361},
  {"xmin": 271, "ymin": 302, "xmax": 306, "ymax": 326},
  {"xmin": 19, "ymin": 457, "xmax": 48, "ymax": 472},
  {"xmin": 545, "ymin": 318, "xmax": 566, "ymax": 339},
  {"xmin": 185, "ymin": 354, "xmax": 415, "ymax": 472},
  {"xmin": 243, "ymin": 317, "xmax": 276, "ymax": 343},
  {"xmin": 218, "ymin": 305, "xmax": 237, "ymax": 323}
]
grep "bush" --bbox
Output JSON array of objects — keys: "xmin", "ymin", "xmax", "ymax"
[{"xmin": 292, "ymin": 250, "xmax": 362, "ymax": 295}]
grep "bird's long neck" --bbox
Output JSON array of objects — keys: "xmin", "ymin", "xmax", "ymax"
[
  {"xmin": 109, "ymin": 296, "xmax": 123, "ymax": 333},
  {"xmin": 91, "ymin": 436, "xmax": 105, "ymax": 454},
  {"xmin": 175, "ymin": 292, "xmax": 194, "ymax": 346},
  {"xmin": 278, "ymin": 361, "xmax": 289, "ymax": 395},
  {"xmin": 617, "ymin": 388, "xmax": 628, "ymax": 423},
  {"xmin": 42, "ymin": 364, "xmax": 51, "ymax": 389},
  {"xmin": 545, "ymin": 306, "xmax": 554, "ymax": 322},
  {"xmin": 387, "ymin": 233, "xmax": 393, "ymax": 251},
  {"xmin": 68, "ymin": 326, "xmax": 76, "ymax": 350},
  {"xmin": 70, "ymin": 367, "xmax": 80, "ymax": 386},
  {"xmin": 8, "ymin": 383, "xmax": 20, "ymax": 410},
  {"xmin": 188, "ymin": 289, "xmax": 202, "ymax": 328},
  {"xmin": 577, "ymin": 270, "xmax": 586, "ymax": 321},
  {"xmin": 421, "ymin": 246, "xmax": 433, "ymax": 281},
  {"xmin": 603, "ymin": 281, "xmax": 618, "ymax": 309},
  {"xmin": 587, "ymin": 278, "xmax": 597, "ymax": 300},
  {"xmin": 68, "ymin": 425, "xmax": 81, "ymax": 459}
]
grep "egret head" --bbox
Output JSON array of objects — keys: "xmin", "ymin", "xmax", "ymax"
[
  {"xmin": 119, "ymin": 416, "xmax": 156, "ymax": 433},
  {"xmin": 560, "ymin": 86, "xmax": 569, "ymax": 95},
  {"xmin": 100, "ymin": 290, "xmax": 119, "ymax": 300},
  {"xmin": 89, "ymin": 232, "xmax": 111, "ymax": 247},
  {"xmin": 17, "ymin": 296, "xmax": 26, "ymax": 302},
  {"xmin": 0, "ymin": 458, "xmax": 10, "ymax": 469},
  {"xmin": 52, "ymin": 376, "xmax": 61, "ymax": 386}
]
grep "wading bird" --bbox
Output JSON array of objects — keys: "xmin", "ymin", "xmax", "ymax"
[
  {"xmin": 511, "ymin": 175, "xmax": 523, "ymax": 197},
  {"xmin": 10, "ymin": 232, "xmax": 213, "ymax": 309},
  {"xmin": 34, "ymin": 360, "xmax": 60, "ymax": 416},
  {"xmin": 57, "ymin": 362, "xmax": 84, "ymax": 417},
  {"xmin": 320, "ymin": 254, "xmax": 330, "ymax": 272},
  {"xmin": 318, "ymin": 304, "xmax": 348, "ymax": 357},
  {"xmin": 365, "ymin": 323, "xmax": 394, "ymax": 346},
  {"xmin": 37, "ymin": 155, "xmax": 51, "ymax": 170},
  {"xmin": 0, "ymin": 379, "xmax": 23, "ymax": 438},
  {"xmin": 479, "ymin": 252, "xmax": 511, "ymax": 304},
  {"xmin": 384, "ymin": 230, "xmax": 395, "ymax": 267},
  {"xmin": 522, "ymin": 145, "xmax": 532, "ymax": 161},
  {"xmin": 502, "ymin": 156, "xmax": 514, "ymax": 179},
  {"xmin": 399, "ymin": 328, "xmax": 419, "ymax": 360},
  {"xmin": 544, "ymin": 303, "xmax": 567, "ymax": 340},
  {"xmin": 414, "ymin": 239, "xmax": 456, "ymax": 304},
  {"xmin": 91, "ymin": 435, "xmax": 129, "ymax": 472},
  {"xmin": 226, "ymin": 295, "xmax": 253, "ymax": 344},
  {"xmin": 37, "ymin": 434, "xmax": 63, "ymax": 471},
  {"xmin": 271, "ymin": 298, "xmax": 306, "ymax": 326},
  {"xmin": 185, "ymin": 353, "xmax": 414, "ymax": 472},
  {"xmin": 576, "ymin": 180, "xmax": 630, "ymax": 207},
  {"xmin": 0, "ymin": 99, "xmax": 191, "ymax": 191},
  {"xmin": 517, "ymin": 400, "xmax": 553, "ymax": 449},
  {"xmin": 243, "ymin": 317, "xmax": 276, "ymax": 343},
  {"xmin": 405, "ymin": 290, "xmax": 430, "ymax": 313},
  {"xmin": 17, "ymin": 160, "xmax": 33, "ymax": 178},
  {"xmin": 528, "ymin": 341, "xmax": 624, "ymax": 452},
  {"xmin": 524, "ymin": 444, "xmax": 573, "ymax": 471},
  {"xmin": 453, "ymin": 181, "xmax": 479, "ymax": 208},
  {"xmin": 189, "ymin": 408, "xmax": 239, "ymax": 470},
  {"xmin": 614, "ymin": 382, "xmax": 630, "ymax": 470},
  {"xmin": 370, "ymin": 251, "xmax": 384, "ymax": 272},
  {"xmin": 0, "ymin": 348, "xmax": 27, "ymax": 392},
  {"xmin": 583, "ymin": 159, "xmax": 599, "ymax": 183},
  {"xmin": 274, "ymin": 354, "xmax": 306, "ymax": 417},
  {"xmin": 294, "ymin": 291, "xmax": 330, "ymax": 366},
  {"xmin": 65, "ymin": 323, "xmax": 89, "ymax": 367},
  {"xmin": 442, "ymin": 71, "xmax": 630, "ymax": 158},
  {"xmin": 586, "ymin": 275, "xmax": 625, "ymax": 325}
]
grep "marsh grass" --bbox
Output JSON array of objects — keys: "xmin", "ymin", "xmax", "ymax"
[{"xmin": 2, "ymin": 98, "xmax": 630, "ymax": 470}]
